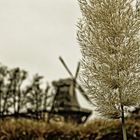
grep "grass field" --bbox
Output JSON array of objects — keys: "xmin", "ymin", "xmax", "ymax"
[{"xmin": 0, "ymin": 116, "xmax": 140, "ymax": 140}]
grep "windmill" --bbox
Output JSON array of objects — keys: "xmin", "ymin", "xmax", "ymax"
[{"xmin": 48, "ymin": 57, "xmax": 92, "ymax": 124}]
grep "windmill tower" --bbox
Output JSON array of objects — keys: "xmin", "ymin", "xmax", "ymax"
[{"xmin": 48, "ymin": 57, "xmax": 92, "ymax": 124}]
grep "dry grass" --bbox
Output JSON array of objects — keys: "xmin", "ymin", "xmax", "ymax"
[{"xmin": 0, "ymin": 117, "xmax": 140, "ymax": 140}]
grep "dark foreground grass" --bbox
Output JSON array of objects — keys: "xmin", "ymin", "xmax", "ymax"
[{"xmin": 0, "ymin": 117, "xmax": 140, "ymax": 140}]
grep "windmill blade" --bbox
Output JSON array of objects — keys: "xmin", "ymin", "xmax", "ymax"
[
  {"xmin": 74, "ymin": 62, "xmax": 80, "ymax": 80},
  {"xmin": 80, "ymin": 91, "xmax": 94, "ymax": 105},
  {"xmin": 59, "ymin": 56, "xmax": 74, "ymax": 78},
  {"xmin": 76, "ymin": 83, "xmax": 84, "ymax": 93},
  {"xmin": 76, "ymin": 84, "xmax": 94, "ymax": 105},
  {"xmin": 59, "ymin": 56, "xmax": 94, "ymax": 105}
]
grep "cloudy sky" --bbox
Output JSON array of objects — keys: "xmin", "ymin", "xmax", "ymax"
[{"xmin": 0, "ymin": 0, "xmax": 82, "ymax": 82}]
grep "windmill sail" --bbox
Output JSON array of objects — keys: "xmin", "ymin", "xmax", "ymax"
[
  {"xmin": 59, "ymin": 56, "xmax": 94, "ymax": 105},
  {"xmin": 48, "ymin": 57, "xmax": 92, "ymax": 124}
]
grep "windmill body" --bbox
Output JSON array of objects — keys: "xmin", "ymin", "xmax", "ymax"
[{"xmin": 48, "ymin": 57, "xmax": 92, "ymax": 124}]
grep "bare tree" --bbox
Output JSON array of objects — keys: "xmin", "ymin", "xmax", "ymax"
[
  {"xmin": 26, "ymin": 74, "xmax": 44, "ymax": 119},
  {"xmin": 43, "ymin": 83, "xmax": 50, "ymax": 111},
  {"xmin": 8, "ymin": 67, "xmax": 27, "ymax": 115},
  {"xmin": 77, "ymin": 0, "xmax": 140, "ymax": 140},
  {"xmin": 0, "ymin": 63, "xmax": 51, "ymax": 120},
  {"xmin": 2, "ymin": 78, "xmax": 13, "ymax": 116},
  {"xmin": 0, "ymin": 64, "xmax": 8, "ymax": 117}
]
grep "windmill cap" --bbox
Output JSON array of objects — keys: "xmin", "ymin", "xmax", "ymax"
[{"xmin": 52, "ymin": 78, "xmax": 73, "ymax": 87}]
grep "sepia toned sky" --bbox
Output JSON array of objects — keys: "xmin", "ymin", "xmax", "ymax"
[
  {"xmin": 0, "ymin": 0, "xmax": 82, "ymax": 82},
  {"xmin": 0, "ymin": 0, "xmax": 95, "ymax": 113}
]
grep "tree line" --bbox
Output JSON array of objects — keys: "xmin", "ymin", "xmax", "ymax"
[{"xmin": 0, "ymin": 63, "xmax": 51, "ymax": 119}]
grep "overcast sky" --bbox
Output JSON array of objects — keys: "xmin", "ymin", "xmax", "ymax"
[
  {"xmin": 0, "ymin": 0, "xmax": 82, "ymax": 82},
  {"xmin": 0, "ymin": 0, "xmax": 95, "ymax": 113}
]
